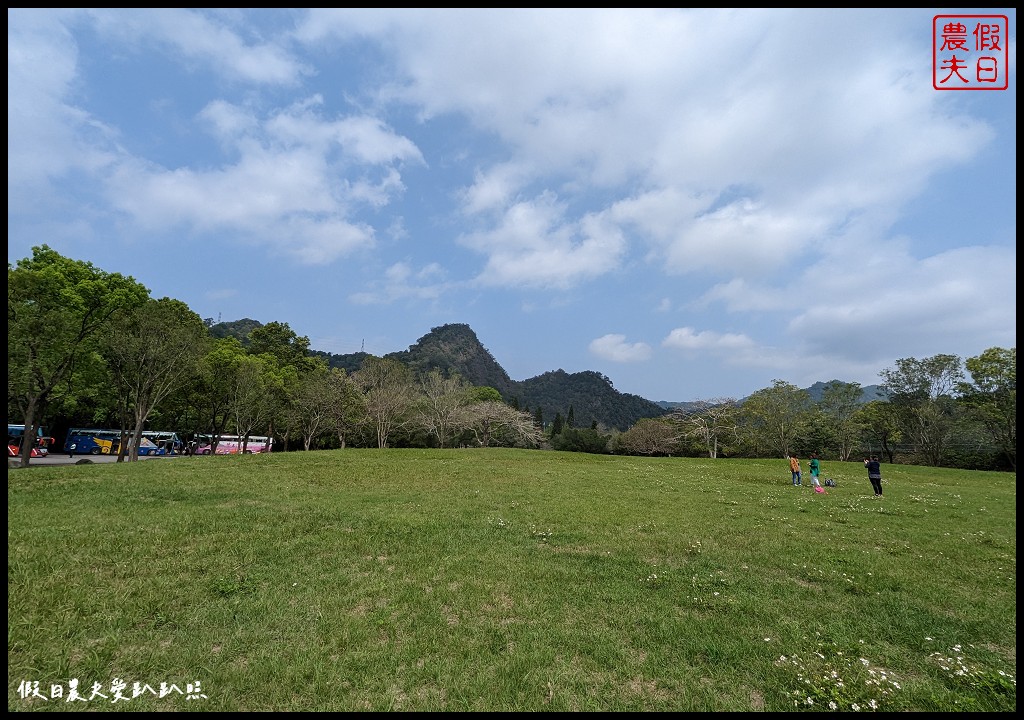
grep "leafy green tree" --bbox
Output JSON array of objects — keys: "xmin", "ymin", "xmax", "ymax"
[
  {"xmin": 551, "ymin": 412, "xmax": 564, "ymax": 437},
  {"xmin": 566, "ymin": 405, "xmax": 575, "ymax": 428},
  {"xmin": 100, "ymin": 298, "xmax": 208, "ymax": 461},
  {"xmin": 959, "ymin": 347, "xmax": 1016, "ymax": 470},
  {"xmin": 187, "ymin": 338, "xmax": 248, "ymax": 447},
  {"xmin": 534, "ymin": 407, "xmax": 544, "ymax": 429},
  {"xmin": 8, "ymin": 245, "xmax": 148, "ymax": 465},
  {"xmin": 230, "ymin": 354, "xmax": 283, "ymax": 452},
  {"xmin": 550, "ymin": 427, "xmax": 609, "ymax": 454},
  {"xmin": 817, "ymin": 381, "xmax": 864, "ymax": 461},
  {"xmin": 326, "ymin": 368, "xmax": 366, "ymax": 449},
  {"xmin": 739, "ymin": 380, "xmax": 812, "ymax": 457},
  {"xmin": 468, "ymin": 386, "xmax": 503, "ymax": 403},
  {"xmin": 880, "ymin": 354, "xmax": 964, "ymax": 467},
  {"xmin": 248, "ymin": 321, "xmax": 315, "ymax": 369},
  {"xmin": 854, "ymin": 400, "xmax": 901, "ymax": 463}
]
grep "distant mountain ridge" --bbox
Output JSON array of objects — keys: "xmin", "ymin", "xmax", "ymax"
[
  {"xmin": 656, "ymin": 381, "xmax": 888, "ymax": 410},
  {"xmin": 382, "ymin": 324, "xmax": 667, "ymax": 431},
  {"xmin": 211, "ymin": 319, "xmax": 887, "ymax": 430},
  {"xmin": 224, "ymin": 320, "xmax": 666, "ymax": 431}
]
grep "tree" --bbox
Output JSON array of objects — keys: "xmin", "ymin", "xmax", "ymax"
[
  {"xmin": 855, "ymin": 400, "xmax": 901, "ymax": 463},
  {"xmin": 550, "ymin": 427, "xmax": 610, "ymax": 454},
  {"xmin": 464, "ymin": 400, "xmax": 544, "ymax": 448},
  {"xmin": 959, "ymin": 347, "xmax": 1016, "ymax": 470},
  {"xmin": 880, "ymin": 354, "xmax": 964, "ymax": 466},
  {"xmin": 417, "ymin": 369, "xmax": 471, "ymax": 448},
  {"xmin": 8, "ymin": 245, "xmax": 149, "ymax": 466},
  {"xmin": 100, "ymin": 298, "xmax": 208, "ymax": 461},
  {"xmin": 356, "ymin": 356, "xmax": 417, "ymax": 448},
  {"xmin": 326, "ymin": 368, "xmax": 365, "ymax": 449},
  {"xmin": 289, "ymin": 362, "xmax": 336, "ymax": 451},
  {"xmin": 188, "ymin": 338, "xmax": 248, "ymax": 448},
  {"xmin": 615, "ymin": 418, "xmax": 680, "ymax": 456},
  {"xmin": 675, "ymin": 398, "xmax": 737, "ymax": 459},
  {"xmin": 248, "ymin": 321, "xmax": 314, "ymax": 369},
  {"xmin": 230, "ymin": 354, "xmax": 282, "ymax": 452},
  {"xmin": 566, "ymin": 405, "xmax": 575, "ymax": 428},
  {"xmin": 551, "ymin": 412, "xmax": 564, "ymax": 437},
  {"xmin": 817, "ymin": 381, "xmax": 864, "ymax": 461},
  {"xmin": 739, "ymin": 380, "xmax": 812, "ymax": 457}
]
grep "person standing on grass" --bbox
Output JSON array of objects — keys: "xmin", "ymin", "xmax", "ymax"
[
  {"xmin": 788, "ymin": 454, "xmax": 802, "ymax": 486},
  {"xmin": 808, "ymin": 453, "xmax": 822, "ymax": 488},
  {"xmin": 864, "ymin": 455, "xmax": 883, "ymax": 497}
]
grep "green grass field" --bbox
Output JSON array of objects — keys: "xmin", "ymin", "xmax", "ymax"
[{"xmin": 8, "ymin": 449, "xmax": 1016, "ymax": 711}]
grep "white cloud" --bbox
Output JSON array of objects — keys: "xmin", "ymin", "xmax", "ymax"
[
  {"xmin": 7, "ymin": 10, "xmax": 117, "ymax": 199},
  {"xmin": 460, "ymin": 193, "xmax": 625, "ymax": 289},
  {"xmin": 87, "ymin": 8, "xmax": 308, "ymax": 85},
  {"xmin": 293, "ymin": 8, "xmax": 996, "ymax": 290},
  {"xmin": 350, "ymin": 261, "xmax": 452, "ymax": 305},
  {"xmin": 589, "ymin": 334, "xmax": 652, "ymax": 363},
  {"xmin": 103, "ymin": 98, "xmax": 428, "ymax": 264},
  {"xmin": 663, "ymin": 327, "xmax": 757, "ymax": 353}
]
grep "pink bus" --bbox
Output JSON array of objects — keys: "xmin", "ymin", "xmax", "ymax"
[{"xmin": 194, "ymin": 434, "xmax": 273, "ymax": 455}]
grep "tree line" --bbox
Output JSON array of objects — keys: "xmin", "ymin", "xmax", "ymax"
[{"xmin": 9, "ymin": 246, "xmax": 1015, "ymax": 470}]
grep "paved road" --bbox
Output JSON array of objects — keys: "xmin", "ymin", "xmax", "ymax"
[{"xmin": 11, "ymin": 453, "xmax": 182, "ymax": 467}]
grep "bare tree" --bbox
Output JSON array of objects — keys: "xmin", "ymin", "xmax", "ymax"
[
  {"xmin": 355, "ymin": 357, "xmax": 417, "ymax": 448},
  {"xmin": 675, "ymin": 398, "xmax": 737, "ymax": 458},
  {"xmin": 464, "ymin": 401, "xmax": 544, "ymax": 448},
  {"xmin": 615, "ymin": 418, "xmax": 681, "ymax": 456},
  {"xmin": 418, "ymin": 369, "xmax": 470, "ymax": 448}
]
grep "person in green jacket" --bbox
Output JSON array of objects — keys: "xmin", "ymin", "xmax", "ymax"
[{"xmin": 809, "ymin": 454, "xmax": 822, "ymax": 488}]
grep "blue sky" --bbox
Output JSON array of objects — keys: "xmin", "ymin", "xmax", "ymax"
[{"xmin": 8, "ymin": 8, "xmax": 1017, "ymax": 403}]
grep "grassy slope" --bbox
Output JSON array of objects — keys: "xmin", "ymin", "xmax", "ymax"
[{"xmin": 7, "ymin": 449, "xmax": 1016, "ymax": 711}]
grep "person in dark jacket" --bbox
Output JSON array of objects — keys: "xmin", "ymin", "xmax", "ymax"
[{"xmin": 863, "ymin": 456, "xmax": 883, "ymax": 497}]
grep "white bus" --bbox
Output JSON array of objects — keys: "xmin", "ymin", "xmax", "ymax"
[{"xmin": 193, "ymin": 434, "xmax": 273, "ymax": 455}]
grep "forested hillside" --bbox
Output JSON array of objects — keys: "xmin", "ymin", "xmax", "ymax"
[
  {"xmin": 207, "ymin": 320, "xmax": 895, "ymax": 433},
  {"xmin": 221, "ymin": 321, "xmax": 670, "ymax": 431}
]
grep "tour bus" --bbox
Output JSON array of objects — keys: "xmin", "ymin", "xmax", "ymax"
[
  {"xmin": 193, "ymin": 434, "xmax": 273, "ymax": 455},
  {"xmin": 141, "ymin": 431, "xmax": 183, "ymax": 455},
  {"xmin": 8, "ymin": 424, "xmax": 53, "ymax": 457},
  {"xmin": 65, "ymin": 428, "xmax": 170, "ymax": 456},
  {"xmin": 65, "ymin": 429, "xmax": 122, "ymax": 455}
]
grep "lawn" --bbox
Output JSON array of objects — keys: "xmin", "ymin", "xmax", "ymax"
[{"xmin": 7, "ymin": 449, "xmax": 1016, "ymax": 711}]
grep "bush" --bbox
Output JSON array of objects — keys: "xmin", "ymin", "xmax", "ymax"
[{"xmin": 550, "ymin": 427, "xmax": 610, "ymax": 454}]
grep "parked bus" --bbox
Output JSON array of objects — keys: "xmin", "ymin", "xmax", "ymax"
[
  {"xmin": 8, "ymin": 424, "xmax": 53, "ymax": 457},
  {"xmin": 193, "ymin": 434, "xmax": 273, "ymax": 455},
  {"xmin": 141, "ymin": 431, "xmax": 183, "ymax": 455},
  {"xmin": 65, "ymin": 429, "xmax": 121, "ymax": 455},
  {"xmin": 64, "ymin": 428, "xmax": 170, "ymax": 456}
]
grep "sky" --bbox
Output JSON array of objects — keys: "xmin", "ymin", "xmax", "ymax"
[{"xmin": 8, "ymin": 8, "xmax": 1017, "ymax": 403}]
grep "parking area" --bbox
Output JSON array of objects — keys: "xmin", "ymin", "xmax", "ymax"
[{"xmin": 11, "ymin": 453, "xmax": 181, "ymax": 467}]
